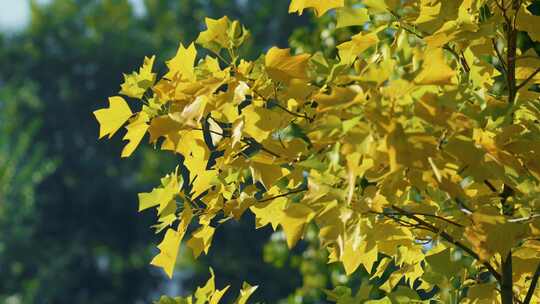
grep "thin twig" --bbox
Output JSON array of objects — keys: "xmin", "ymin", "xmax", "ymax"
[
  {"xmin": 407, "ymin": 211, "xmax": 465, "ymax": 228},
  {"xmin": 257, "ymin": 187, "xmax": 307, "ymax": 203},
  {"xmin": 507, "ymin": 213, "xmax": 540, "ymax": 223},
  {"xmin": 516, "ymin": 67, "xmax": 540, "ymax": 91},
  {"xmin": 492, "ymin": 38, "xmax": 508, "ymax": 75},
  {"xmin": 391, "ymin": 205, "xmax": 502, "ymax": 282}
]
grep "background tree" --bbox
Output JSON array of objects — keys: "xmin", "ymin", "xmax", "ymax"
[{"xmin": 94, "ymin": 1, "xmax": 540, "ymax": 303}]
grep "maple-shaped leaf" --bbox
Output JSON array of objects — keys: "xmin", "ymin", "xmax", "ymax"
[
  {"xmin": 93, "ymin": 96, "xmax": 133, "ymax": 139},
  {"xmin": 250, "ymin": 195, "xmax": 287, "ymax": 230},
  {"xmin": 280, "ymin": 203, "xmax": 315, "ymax": 248},
  {"xmin": 119, "ymin": 55, "xmax": 156, "ymax": 99},
  {"xmin": 516, "ymin": 9, "xmax": 540, "ymax": 42},
  {"xmin": 362, "ymin": 0, "xmax": 400, "ymax": 13},
  {"xmin": 164, "ymin": 43, "xmax": 197, "ymax": 81},
  {"xmin": 121, "ymin": 112, "xmax": 149, "ymax": 158},
  {"xmin": 150, "ymin": 203, "xmax": 192, "ymax": 279},
  {"xmin": 265, "ymin": 47, "xmax": 310, "ymax": 83},
  {"xmin": 337, "ymin": 31, "xmax": 379, "ymax": 64},
  {"xmin": 169, "ymin": 95, "xmax": 208, "ymax": 128},
  {"xmin": 150, "ymin": 227, "xmax": 184, "ymax": 278},
  {"xmin": 138, "ymin": 172, "xmax": 179, "ymax": 213},
  {"xmin": 147, "ymin": 115, "xmax": 183, "ymax": 144},
  {"xmin": 196, "ymin": 16, "xmax": 231, "ymax": 53},
  {"xmin": 193, "ymin": 268, "xmax": 232, "ymax": 304},
  {"xmin": 336, "ymin": 7, "xmax": 370, "ymax": 29},
  {"xmin": 288, "ymin": 0, "xmax": 344, "ymax": 17},
  {"xmin": 415, "ymin": 48, "xmax": 456, "ymax": 85},
  {"xmin": 187, "ymin": 225, "xmax": 216, "ymax": 258},
  {"xmin": 341, "ymin": 240, "xmax": 378, "ymax": 275},
  {"xmin": 234, "ymin": 282, "xmax": 258, "ymax": 304}
]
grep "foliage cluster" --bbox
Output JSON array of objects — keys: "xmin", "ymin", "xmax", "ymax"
[{"xmin": 94, "ymin": 1, "xmax": 540, "ymax": 303}]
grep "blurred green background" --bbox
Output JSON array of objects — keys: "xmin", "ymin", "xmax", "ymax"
[{"xmin": 0, "ymin": 1, "xmax": 355, "ymax": 303}]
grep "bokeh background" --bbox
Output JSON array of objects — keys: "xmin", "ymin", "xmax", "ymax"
[{"xmin": 0, "ymin": 1, "xmax": 358, "ymax": 303}]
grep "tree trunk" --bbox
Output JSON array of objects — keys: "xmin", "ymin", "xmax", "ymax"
[{"xmin": 501, "ymin": 252, "xmax": 514, "ymax": 304}]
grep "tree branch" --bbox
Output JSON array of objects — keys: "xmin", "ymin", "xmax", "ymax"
[
  {"xmin": 507, "ymin": 213, "xmax": 540, "ymax": 223},
  {"xmin": 501, "ymin": 252, "xmax": 514, "ymax": 304},
  {"xmin": 524, "ymin": 262, "xmax": 540, "ymax": 304},
  {"xmin": 516, "ymin": 67, "xmax": 540, "ymax": 91},
  {"xmin": 390, "ymin": 205, "xmax": 502, "ymax": 282},
  {"xmin": 492, "ymin": 38, "xmax": 508, "ymax": 75}
]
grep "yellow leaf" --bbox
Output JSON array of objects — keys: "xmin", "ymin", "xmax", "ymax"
[
  {"xmin": 196, "ymin": 16, "xmax": 231, "ymax": 53},
  {"xmin": 93, "ymin": 96, "xmax": 133, "ymax": 139},
  {"xmin": 152, "ymin": 213, "xmax": 177, "ymax": 234},
  {"xmin": 209, "ymin": 286, "xmax": 230, "ymax": 304},
  {"xmin": 464, "ymin": 283, "xmax": 500, "ymax": 304},
  {"xmin": 120, "ymin": 55, "xmax": 156, "ymax": 98},
  {"xmin": 280, "ymin": 203, "xmax": 315, "ymax": 248},
  {"xmin": 386, "ymin": 122, "xmax": 406, "ymax": 172},
  {"xmin": 337, "ymin": 32, "xmax": 379, "ymax": 64},
  {"xmin": 169, "ymin": 95, "xmax": 208, "ymax": 128},
  {"xmin": 121, "ymin": 112, "xmax": 149, "ymax": 158},
  {"xmin": 465, "ymin": 213, "xmax": 528, "ymax": 260},
  {"xmin": 336, "ymin": 7, "xmax": 370, "ymax": 28},
  {"xmin": 187, "ymin": 225, "xmax": 216, "ymax": 258},
  {"xmin": 414, "ymin": 48, "xmax": 456, "ymax": 85},
  {"xmin": 242, "ymin": 104, "xmax": 285, "ymax": 142},
  {"xmin": 191, "ymin": 169, "xmax": 218, "ymax": 198},
  {"xmin": 515, "ymin": 52, "xmax": 540, "ymax": 85},
  {"xmin": 195, "ymin": 268, "xmax": 217, "ymax": 303},
  {"xmin": 250, "ymin": 162, "xmax": 286, "ymax": 190},
  {"xmin": 265, "ymin": 47, "xmax": 311, "ymax": 83},
  {"xmin": 148, "ymin": 115, "xmax": 183, "ymax": 144},
  {"xmin": 137, "ymin": 174, "xmax": 178, "ymax": 213},
  {"xmin": 165, "ymin": 43, "xmax": 197, "ymax": 81},
  {"xmin": 362, "ymin": 0, "xmax": 400, "ymax": 13},
  {"xmin": 341, "ymin": 240, "xmax": 378, "ymax": 275},
  {"xmin": 516, "ymin": 8, "xmax": 540, "ymax": 42},
  {"xmin": 346, "ymin": 152, "xmax": 374, "ymax": 204},
  {"xmin": 150, "ymin": 225, "xmax": 186, "ymax": 278},
  {"xmin": 414, "ymin": 0, "xmax": 461, "ymax": 33},
  {"xmin": 249, "ymin": 196, "xmax": 287, "ymax": 230},
  {"xmin": 288, "ymin": 0, "xmax": 344, "ymax": 17},
  {"xmin": 235, "ymin": 282, "xmax": 258, "ymax": 304}
]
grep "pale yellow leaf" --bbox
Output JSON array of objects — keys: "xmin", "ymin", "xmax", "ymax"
[
  {"xmin": 288, "ymin": 0, "xmax": 344, "ymax": 17},
  {"xmin": 336, "ymin": 7, "xmax": 370, "ymax": 28},
  {"xmin": 120, "ymin": 55, "xmax": 156, "ymax": 98},
  {"xmin": 93, "ymin": 96, "xmax": 133, "ymax": 139},
  {"xmin": 415, "ymin": 48, "xmax": 456, "ymax": 85},
  {"xmin": 150, "ymin": 226, "xmax": 185, "ymax": 278},
  {"xmin": 265, "ymin": 47, "xmax": 311, "ymax": 83},
  {"xmin": 165, "ymin": 43, "xmax": 197, "ymax": 81},
  {"xmin": 121, "ymin": 112, "xmax": 149, "ymax": 158},
  {"xmin": 249, "ymin": 196, "xmax": 287, "ymax": 230},
  {"xmin": 187, "ymin": 225, "xmax": 216, "ymax": 258},
  {"xmin": 234, "ymin": 282, "xmax": 258, "ymax": 304},
  {"xmin": 196, "ymin": 16, "xmax": 231, "ymax": 53},
  {"xmin": 337, "ymin": 32, "xmax": 379, "ymax": 64},
  {"xmin": 280, "ymin": 203, "xmax": 315, "ymax": 248},
  {"xmin": 209, "ymin": 286, "xmax": 230, "ymax": 304}
]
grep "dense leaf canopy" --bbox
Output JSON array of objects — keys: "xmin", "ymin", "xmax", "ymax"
[{"xmin": 95, "ymin": 1, "xmax": 540, "ymax": 303}]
